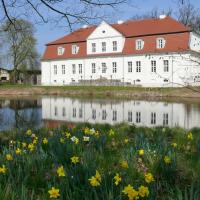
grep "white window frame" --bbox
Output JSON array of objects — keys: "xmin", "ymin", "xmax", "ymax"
[
  {"xmin": 62, "ymin": 65, "xmax": 65, "ymax": 74},
  {"xmin": 136, "ymin": 61, "xmax": 141, "ymax": 72},
  {"xmin": 54, "ymin": 65, "xmax": 57, "ymax": 75},
  {"xmin": 128, "ymin": 61, "xmax": 132, "ymax": 73},
  {"xmin": 102, "ymin": 42, "xmax": 106, "ymax": 52},
  {"xmin": 102, "ymin": 63, "xmax": 107, "ymax": 73},
  {"xmin": 135, "ymin": 39, "xmax": 144, "ymax": 50},
  {"xmin": 113, "ymin": 41, "xmax": 117, "ymax": 51},
  {"xmin": 112, "ymin": 62, "xmax": 117, "ymax": 73},
  {"xmin": 92, "ymin": 63, "xmax": 96, "ymax": 73},
  {"xmin": 164, "ymin": 60, "xmax": 169, "ymax": 72},
  {"xmin": 92, "ymin": 43, "xmax": 96, "ymax": 53},
  {"xmin": 156, "ymin": 38, "xmax": 166, "ymax": 49},
  {"xmin": 72, "ymin": 44, "xmax": 79, "ymax": 54},
  {"xmin": 151, "ymin": 61, "xmax": 156, "ymax": 73},
  {"xmin": 57, "ymin": 46, "xmax": 65, "ymax": 55}
]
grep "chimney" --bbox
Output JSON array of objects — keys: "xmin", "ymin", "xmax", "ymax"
[
  {"xmin": 117, "ymin": 20, "xmax": 124, "ymax": 24},
  {"xmin": 159, "ymin": 15, "xmax": 167, "ymax": 19}
]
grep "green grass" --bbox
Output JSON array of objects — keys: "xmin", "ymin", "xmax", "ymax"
[{"xmin": 0, "ymin": 124, "xmax": 200, "ymax": 199}]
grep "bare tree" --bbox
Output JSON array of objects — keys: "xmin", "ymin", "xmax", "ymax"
[{"xmin": 0, "ymin": 0, "xmax": 128, "ymax": 30}]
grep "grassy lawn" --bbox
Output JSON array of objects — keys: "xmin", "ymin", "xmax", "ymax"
[{"xmin": 0, "ymin": 124, "xmax": 200, "ymax": 199}]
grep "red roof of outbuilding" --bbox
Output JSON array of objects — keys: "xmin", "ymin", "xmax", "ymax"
[{"xmin": 42, "ymin": 16, "xmax": 191, "ymax": 60}]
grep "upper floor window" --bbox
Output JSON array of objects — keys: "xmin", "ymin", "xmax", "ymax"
[
  {"xmin": 128, "ymin": 61, "xmax": 132, "ymax": 73},
  {"xmin": 113, "ymin": 41, "xmax": 117, "ymax": 51},
  {"xmin": 54, "ymin": 65, "xmax": 57, "ymax": 75},
  {"xmin": 92, "ymin": 63, "xmax": 96, "ymax": 73},
  {"xmin": 102, "ymin": 63, "xmax": 107, "ymax": 73},
  {"xmin": 156, "ymin": 38, "xmax": 166, "ymax": 49},
  {"xmin": 135, "ymin": 39, "xmax": 144, "ymax": 50},
  {"xmin": 112, "ymin": 62, "xmax": 117, "ymax": 73},
  {"xmin": 62, "ymin": 65, "xmax": 65, "ymax": 74},
  {"xmin": 72, "ymin": 64, "xmax": 76, "ymax": 74},
  {"xmin": 92, "ymin": 43, "xmax": 96, "ymax": 53},
  {"xmin": 102, "ymin": 42, "xmax": 106, "ymax": 52},
  {"xmin": 79, "ymin": 64, "xmax": 82, "ymax": 74},
  {"xmin": 136, "ymin": 61, "xmax": 141, "ymax": 72},
  {"xmin": 151, "ymin": 60, "xmax": 156, "ymax": 73},
  {"xmin": 72, "ymin": 45, "xmax": 79, "ymax": 54},
  {"xmin": 57, "ymin": 46, "xmax": 65, "ymax": 55},
  {"xmin": 163, "ymin": 60, "xmax": 169, "ymax": 72}
]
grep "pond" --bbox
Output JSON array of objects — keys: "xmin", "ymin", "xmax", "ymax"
[{"xmin": 0, "ymin": 96, "xmax": 200, "ymax": 131}]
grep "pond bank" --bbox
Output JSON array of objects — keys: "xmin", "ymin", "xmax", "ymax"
[{"xmin": 0, "ymin": 84, "xmax": 200, "ymax": 99}]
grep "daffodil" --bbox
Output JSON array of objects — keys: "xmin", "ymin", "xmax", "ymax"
[
  {"xmin": 122, "ymin": 184, "xmax": 139, "ymax": 200},
  {"xmin": 144, "ymin": 173, "xmax": 154, "ymax": 183},
  {"xmin": 124, "ymin": 138, "xmax": 129, "ymax": 144},
  {"xmin": 164, "ymin": 156, "xmax": 171, "ymax": 164},
  {"xmin": 28, "ymin": 143, "xmax": 34, "ymax": 151},
  {"xmin": 83, "ymin": 136, "xmax": 90, "ymax": 142},
  {"xmin": 120, "ymin": 160, "xmax": 129, "ymax": 169},
  {"xmin": 26, "ymin": 129, "xmax": 32, "ymax": 136},
  {"xmin": 6, "ymin": 154, "xmax": 13, "ymax": 161},
  {"xmin": 48, "ymin": 187, "xmax": 60, "ymax": 199},
  {"xmin": 113, "ymin": 173, "xmax": 122, "ymax": 185},
  {"xmin": 60, "ymin": 138, "xmax": 65, "ymax": 144},
  {"xmin": 42, "ymin": 138, "xmax": 48, "ymax": 144},
  {"xmin": 139, "ymin": 149, "xmax": 144, "ymax": 156},
  {"xmin": 0, "ymin": 165, "xmax": 6, "ymax": 174},
  {"xmin": 109, "ymin": 129, "xmax": 115, "ymax": 136},
  {"xmin": 138, "ymin": 185, "xmax": 149, "ymax": 198},
  {"xmin": 171, "ymin": 143, "xmax": 177, "ymax": 148},
  {"xmin": 88, "ymin": 170, "xmax": 102, "ymax": 187},
  {"xmin": 71, "ymin": 156, "xmax": 79, "ymax": 164},
  {"xmin": 57, "ymin": 166, "xmax": 66, "ymax": 177},
  {"xmin": 187, "ymin": 132, "xmax": 193, "ymax": 140},
  {"xmin": 65, "ymin": 132, "xmax": 71, "ymax": 138},
  {"xmin": 22, "ymin": 142, "xmax": 27, "ymax": 148},
  {"xmin": 15, "ymin": 148, "xmax": 22, "ymax": 155}
]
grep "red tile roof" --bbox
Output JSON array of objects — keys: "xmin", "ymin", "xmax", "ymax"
[{"xmin": 42, "ymin": 17, "xmax": 191, "ymax": 60}]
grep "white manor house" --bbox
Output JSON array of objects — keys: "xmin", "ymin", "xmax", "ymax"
[{"xmin": 41, "ymin": 15, "xmax": 200, "ymax": 87}]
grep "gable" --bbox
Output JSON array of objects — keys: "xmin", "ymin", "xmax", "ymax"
[{"xmin": 87, "ymin": 21, "xmax": 124, "ymax": 40}]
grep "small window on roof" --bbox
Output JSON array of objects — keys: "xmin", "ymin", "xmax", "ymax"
[
  {"xmin": 135, "ymin": 39, "xmax": 144, "ymax": 50},
  {"xmin": 72, "ymin": 44, "xmax": 79, "ymax": 54},
  {"xmin": 57, "ymin": 46, "xmax": 65, "ymax": 55},
  {"xmin": 156, "ymin": 38, "xmax": 166, "ymax": 49}
]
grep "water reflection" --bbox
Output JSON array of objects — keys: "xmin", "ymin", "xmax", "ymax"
[
  {"xmin": 0, "ymin": 97, "xmax": 200, "ymax": 131},
  {"xmin": 42, "ymin": 97, "xmax": 200, "ymax": 129}
]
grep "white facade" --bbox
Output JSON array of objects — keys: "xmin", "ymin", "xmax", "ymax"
[
  {"xmin": 41, "ymin": 20, "xmax": 200, "ymax": 87},
  {"xmin": 42, "ymin": 97, "xmax": 200, "ymax": 129}
]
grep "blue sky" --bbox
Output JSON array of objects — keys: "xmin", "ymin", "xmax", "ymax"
[{"xmin": 35, "ymin": 0, "xmax": 200, "ymax": 55}]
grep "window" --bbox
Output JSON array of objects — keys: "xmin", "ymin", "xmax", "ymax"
[
  {"xmin": 164, "ymin": 60, "xmax": 169, "ymax": 72},
  {"xmin": 151, "ymin": 61, "xmax": 156, "ymax": 73},
  {"xmin": 72, "ymin": 45, "xmax": 79, "ymax": 54},
  {"xmin": 151, "ymin": 112, "xmax": 156, "ymax": 125},
  {"xmin": 79, "ymin": 64, "xmax": 82, "ymax": 74},
  {"xmin": 92, "ymin": 109, "xmax": 96, "ymax": 120},
  {"xmin": 102, "ymin": 110, "xmax": 107, "ymax": 120},
  {"xmin": 113, "ymin": 110, "xmax": 117, "ymax": 121},
  {"xmin": 112, "ymin": 62, "xmax": 117, "ymax": 73},
  {"xmin": 54, "ymin": 107, "xmax": 58, "ymax": 116},
  {"xmin": 156, "ymin": 38, "xmax": 166, "ymax": 49},
  {"xmin": 72, "ymin": 64, "xmax": 76, "ymax": 74},
  {"xmin": 136, "ymin": 39, "xmax": 144, "ymax": 50},
  {"xmin": 92, "ymin": 43, "xmax": 96, "ymax": 53},
  {"xmin": 54, "ymin": 65, "xmax": 57, "ymax": 75},
  {"xmin": 57, "ymin": 46, "xmax": 65, "ymax": 55},
  {"xmin": 92, "ymin": 63, "xmax": 96, "ymax": 73},
  {"xmin": 102, "ymin": 42, "xmax": 106, "ymax": 52},
  {"xmin": 113, "ymin": 41, "xmax": 117, "ymax": 51},
  {"xmin": 128, "ymin": 111, "xmax": 132, "ymax": 122},
  {"xmin": 136, "ymin": 61, "xmax": 141, "ymax": 72},
  {"xmin": 73, "ymin": 108, "xmax": 76, "ymax": 118},
  {"xmin": 136, "ymin": 112, "xmax": 141, "ymax": 123},
  {"xmin": 163, "ymin": 113, "xmax": 168, "ymax": 126},
  {"xmin": 62, "ymin": 65, "xmax": 65, "ymax": 74},
  {"xmin": 102, "ymin": 63, "xmax": 107, "ymax": 73},
  {"xmin": 128, "ymin": 62, "xmax": 132, "ymax": 73},
  {"xmin": 62, "ymin": 107, "xmax": 66, "ymax": 117},
  {"xmin": 79, "ymin": 108, "xmax": 83, "ymax": 118}
]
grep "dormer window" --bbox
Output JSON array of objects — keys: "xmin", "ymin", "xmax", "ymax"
[
  {"xmin": 57, "ymin": 46, "xmax": 65, "ymax": 55},
  {"xmin": 156, "ymin": 38, "xmax": 166, "ymax": 49},
  {"xmin": 136, "ymin": 39, "xmax": 144, "ymax": 50},
  {"xmin": 72, "ymin": 44, "xmax": 79, "ymax": 54}
]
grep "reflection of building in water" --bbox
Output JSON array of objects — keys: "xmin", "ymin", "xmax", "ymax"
[{"xmin": 42, "ymin": 97, "xmax": 200, "ymax": 129}]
